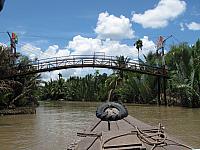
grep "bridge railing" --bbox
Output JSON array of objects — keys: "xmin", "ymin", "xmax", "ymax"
[
  {"xmin": 31, "ymin": 55, "xmax": 114, "ymax": 70},
  {"xmin": 1, "ymin": 55, "xmax": 168, "ymax": 79}
]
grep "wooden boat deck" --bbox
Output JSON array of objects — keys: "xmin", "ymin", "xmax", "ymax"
[{"xmin": 68, "ymin": 115, "xmax": 192, "ymax": 150}]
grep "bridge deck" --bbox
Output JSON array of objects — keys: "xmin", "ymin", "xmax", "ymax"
[{"xmin": 0, "ymin": 55, "xmax": 168, "ymax": 79}]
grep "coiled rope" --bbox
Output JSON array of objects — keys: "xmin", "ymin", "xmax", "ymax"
[{"xmin": 123, "ymin": 118, "xmax": 192, "ymax": 150}]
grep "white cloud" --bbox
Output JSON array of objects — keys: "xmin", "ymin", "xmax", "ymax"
[
  {"xmin": 95, "ymin": 12, "xmax": 134, "ymax": 40},
  {"xmin": 68, "ymin": 35, "xmax": 136, "ymax": 57},
  {"xmin": 68, "ymin": 35, "xmax": 102, "ymax": 55},
  {"xmin": 0, "ymin": 43, "xmax": 7, "ymax": 47},
  {"xmin": 20, "ymin": 36, "xmax": 156, "ymax": 62},
  {"xmin": 19, "ymin": 11, "xmax": 158, "ymax": 80},
  {"xmin": 42, "ymin": 45, "xmax": 69, "ymax": 59},
  {"xmin": 20, "ymin": 35, "xmax": 156, "ymax": 80},
  {"xmin": 41, "ymin": 69, "xmax": 77, "ymax": 81},
  {"xmin": 180, "ymin": 22, "xmax": 185, "ymax": 31},
  {"xmin": 20, "ymin": 43, "xmax": 43, "ymax": 60},
  {"xmin": 140, "ymin": 36, "xmax": 156, "ymax": 55},
  {"xmin": 21, "ymin": 44, "xmax": 70, "ymax": 60},
  {"xmin": 68, "ymin": 35, "xmax": 155, "ymax": 60},
  {"xmin": 132, "ymin": 0, "xmax": 186, "ymax": 28},
  {"xmin": 186, "ymin": 22, "xmax": 200, "ymax": 31},
  {"xmin": 20, "ymin": 44, "xmax": 72, "ymax": 80}
]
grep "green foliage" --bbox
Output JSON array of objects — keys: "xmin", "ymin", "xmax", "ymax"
[
  {"xmin": 38, "ymin": 39, "xmax": 200, "ymax": 107},
  {"xmin": 0, "ymin": 46, "xmax": 40, "ymax": 108},
  {"xmin": 134, "ymin": 39, "xmax": 143, "ymax": 51},
  {"xmin": 1, "ymin": 39, "xmax": 198, "ymax": 108},
  {"xmin": 0, "ymin": 92, "xmax": 13, "ymax": 107},
  {"xmin": 166, "ymin": 40, "xmax": 200, "ymax": 107},
  {"xmin": 39, "ymin": 71, "xmax": 108, "ymax": 102}
]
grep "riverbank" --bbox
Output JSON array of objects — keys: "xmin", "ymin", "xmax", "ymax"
[{"xmin": 0, "ymin": 107, "xmax": 36, "ymax": 116}]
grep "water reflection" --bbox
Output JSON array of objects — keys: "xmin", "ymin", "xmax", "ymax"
[{"xmin": 0, "ymin": 102, "xmax": 199, "ymax": 150}]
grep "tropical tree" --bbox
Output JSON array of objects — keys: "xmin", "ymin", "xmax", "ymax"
[
  {"xmin": 37, "ymin": 40, "xmax": 200, "ymax": 107},
  {"xmin": 114, "ymin": 55, "xmax": 130, "ymax": 80},
  {"xmin": 192, "ymin": 39, "xmax": 200, "ymax": 95},
  {"xmin": 0, "ymin": 45, "xmax": 40, "ymax": 108},
  {"xmin": 134, "ymin": 39, "xmax": 143, "ymax": 60},
  {"xmin": 166, "ymin": 42, "xmax": 200, "ymax": 107}
]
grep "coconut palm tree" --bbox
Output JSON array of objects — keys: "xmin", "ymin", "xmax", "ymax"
[
  {"xmin": 114, "ymin": 55, "xmax": 130, "ymax": 79},
  {"xmin": 104, "ymin": 56, "xmax": 130, "ymax": 102},
  {"xmin": 0, "ymin": 45, "xmax": 40, "ymax": 108},
  {"xmin": 134, "ymin": 39, "xmax": 143, "ymax": 61},
  {"xmin": 192, "ymin": 39, "xmax": 200, "ymax": 95},
  {"xmin": 167, "ymin": 42, "xmax": 200, "ymax": 107}
]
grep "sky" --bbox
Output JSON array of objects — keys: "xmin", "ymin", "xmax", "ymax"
[{"xmin": 0, "ymin": 0, "xmax": 200, "ymax": 80}]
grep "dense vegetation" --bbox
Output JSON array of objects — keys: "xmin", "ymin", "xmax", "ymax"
[
  {"xmin": 0, "ymin": 39, "xmax": 200, "ymax": 108},
  {"xmin": 165, "ymin": 40, "xmax": 200, "ymax": 107},
  {"xmin": 38, "ymin": 40, "xmax": 200, "ymax": 107},
  {"xmin": 0, "ymin": 45, "xmax": 39, "ymax": 109}
]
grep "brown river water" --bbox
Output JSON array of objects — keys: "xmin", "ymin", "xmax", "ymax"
[{"xmin": 0, "ymin": 101, "xmax": 200, "ymax": 150}]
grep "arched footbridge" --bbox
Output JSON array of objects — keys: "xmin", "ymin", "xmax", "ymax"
[{"xmin": 0, "ymin": 55, "xmax": 168, "ymax": 79}]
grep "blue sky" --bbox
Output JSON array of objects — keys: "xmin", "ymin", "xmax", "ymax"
[{"xmin": 0, "ymin": 0, "xmax": 200, "ymax": 79}]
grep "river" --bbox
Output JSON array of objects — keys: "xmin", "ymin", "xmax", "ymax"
[{"xmin": 0, "ymin": 101, "xmax": 200, "ymax": 150}]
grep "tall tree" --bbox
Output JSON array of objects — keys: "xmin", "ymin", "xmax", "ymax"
[
  {"xmin": 0, "ymin": 45, "xmax": 40, "ymax": 108},
  {"xmin": 134, "ymin": 39, "xmax": 143, "ymax": 60}
]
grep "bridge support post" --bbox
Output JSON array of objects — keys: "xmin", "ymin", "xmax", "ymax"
[
  {"xmin": 163, "ymin": 77, "xmax": 167, "ymax": 106},
  {"xmin": 157, "ymin": 76, "xmax": 161, "ymax": 106},
  {"xmin": 37, "ymin": 60, "xmax": 39, "ymax": 70}
]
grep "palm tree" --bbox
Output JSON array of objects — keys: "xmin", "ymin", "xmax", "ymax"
[
  {"xmin": 0, "ymin": 46, "xmax": 9, "ymax": 65},
  {"xmin": 192, "ymin": 39, "xmax": 200, "ymax": 95},
  {"xmin": 114, "ymin": 55, "xmax": 130, "ymax": 79},
  {"xmin": 144, "ymin": 51, "xmax": 163, "ymax": 105},
  {"xmin": 117, "ymin": 71, "xmax": 153, "ymax": 103},
  {"xmin": 9, "ymin": 75, "xmax": 39, "ymax": 107},
  {"xmin": 134, "ymin": 39, "xmax": 143, "ymax": 61},
  {"xmin": 166, "ymin": 42, "xmax": 200, "ymax": 107},
  {"xmin": 0, "ymin": 45, "xmax": 40, "ymax": 108}
]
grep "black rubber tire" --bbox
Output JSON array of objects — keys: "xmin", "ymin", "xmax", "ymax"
[{"xmin": 96, "ymin": 102, "xmax": 128, "ymax": 121}]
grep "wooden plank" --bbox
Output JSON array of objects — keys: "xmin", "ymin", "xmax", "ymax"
[
  {"xmin": 123, "ymin": 116, "xmax": 156, "ymax": 130},
  {"xmin": 102, "ymin": 131, "xmax": 145, "ymax": 149},
  {"xmin": 116, "ymin": 119, "xmax": 135, "ymax": 131},
  {"xmin": 69, "ymin": 115, "xmax": 192, "ymax": 150},
  {"xmin": 77, "ymin": 136, "xmax": 100, "ymax": 150}
]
